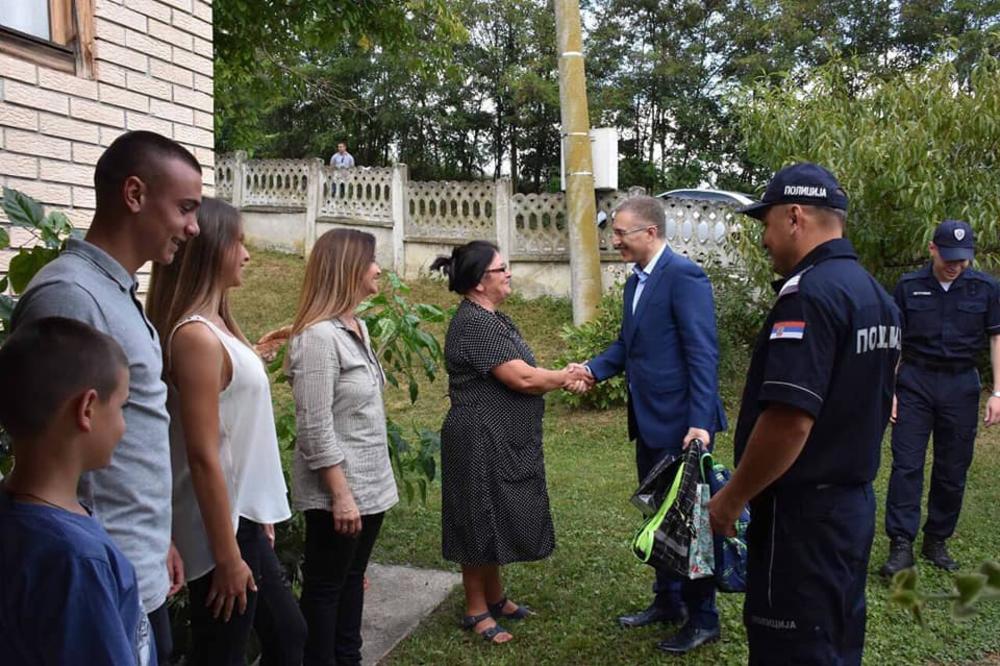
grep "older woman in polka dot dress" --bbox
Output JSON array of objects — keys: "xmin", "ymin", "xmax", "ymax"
[{"xmin": 430, "ymin": 241, "xmax": 590, "ymax": 645}]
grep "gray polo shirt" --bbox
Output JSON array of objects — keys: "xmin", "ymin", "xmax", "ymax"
[{"xmin": 11, "ymin": 239, "xmax": 171, "ymax": 613}]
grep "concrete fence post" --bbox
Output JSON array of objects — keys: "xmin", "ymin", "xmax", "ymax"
[
  {"xmin": 231, "ymin": 150, "xmax": 247, "ymax": 209},
  {"xmin": 391, "ymin": 163, "xmax": 408, "ymax": 276},
  {"xmin": 495, "ymin": 177, "xmax": 513, "ymax": 261},
  {"xmin": 304, "ymin": 158, "xmax": 323, "ymax": 257}
]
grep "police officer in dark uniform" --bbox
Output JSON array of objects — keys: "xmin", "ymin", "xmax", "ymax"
[
  {"xmin": 880, "ymin": 220, "xmax": 1000, "ymax": 576},
  {"xmin": 709, "ymin": 163, "xmax": 900, "ymax": 665}
]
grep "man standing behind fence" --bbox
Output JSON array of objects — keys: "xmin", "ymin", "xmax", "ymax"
[
  {"xmin": 330, "ymin": 141, "xmax": 356, "ymax": 168},
  {"xmin": 574, "ymin": 195, "xmax": 727, "ymax": 655},
  {"xmin": 11, "ymin": 130, "xmax": 203, "ymax": 664}
]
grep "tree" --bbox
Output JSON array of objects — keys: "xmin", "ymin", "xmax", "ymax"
[{"xmin": 734, "ymin": 40, "xmax": 1000, "ymax": 288}]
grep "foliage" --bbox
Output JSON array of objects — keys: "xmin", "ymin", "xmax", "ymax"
[
  {"xmin": 0, "ymin": 187, "xmax": 78, "ymax": 342},
  {"xmin": 213, "ymin": 0, "xmax": 464, "ymax": 156},
  {"xmin": 702, "ymin": 262, "xmax": 769, "ymax": 393},
  {"xmin": 891, "ymin": 562, "xmax": 1000, "ymax": 625},
  {"xmin": 0, "ymin": 188, "xmax": 78, "ymax": 470},
  {"xmin": 556, "ymin": 287, "xmax": 627, "ymax": 409},
  {"xmin": 215, "ymin": 0, "xmax": 999, "ymax": 193},
  {"xmin": 736, "ymin": 41, "xmax": 1000, "ymax": 287}
]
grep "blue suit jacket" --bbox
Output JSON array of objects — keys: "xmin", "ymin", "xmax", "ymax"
[{"xmin": 589, "ymin": 248, "xmax": 727, "ymax": 451}]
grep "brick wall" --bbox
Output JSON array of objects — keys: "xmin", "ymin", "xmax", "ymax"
[{"xmin": 0, "ymin": 0, "xmax": 215, "ymax": 289}]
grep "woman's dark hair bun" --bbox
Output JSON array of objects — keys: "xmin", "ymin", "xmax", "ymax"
[{"xmin": 429, "ymin": 256, "xmax": 452, "ymax": 276}]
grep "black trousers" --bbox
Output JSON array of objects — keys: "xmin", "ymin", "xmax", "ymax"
[
  {"xmin": 187, "ymin": 518, "xmax": 306, "ymax": 666},
  {"xmin": 885, "ymin": 364, "xmax": 979, "ymax": 541},
  {"xmin": 301, "ymin": 510, "xmax": 385, "ymax": 666},
  {"xmin": 746, "ymin": 484, "xmax": 874, "ymax": 666}
]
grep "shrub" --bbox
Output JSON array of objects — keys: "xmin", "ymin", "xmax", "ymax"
[{"xmin": 556, "ymin": 287, "xmax": 627, "ymax": 409}]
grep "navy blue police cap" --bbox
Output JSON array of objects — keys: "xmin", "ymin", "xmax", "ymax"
[
  {"xmin": 932, "ymin": 219, "xmax": 975, "ymax": 261},
  {"xmin": 736, "ymin": 163, "xmax": 849, "ymax": 219}
]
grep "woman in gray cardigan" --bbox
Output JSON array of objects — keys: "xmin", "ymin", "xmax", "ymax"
[{"xmin": 286, "ymin": 229, "xmax": 398, "ymax": 666}]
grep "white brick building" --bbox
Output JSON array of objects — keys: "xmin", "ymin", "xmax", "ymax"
[{"xmin": 0, "ymin": 0, "xmax": 215, "ymax": 287}]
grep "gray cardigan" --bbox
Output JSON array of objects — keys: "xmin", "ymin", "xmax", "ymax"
[{"xmin": 287, "ymin": 318, "xmax": 398, "ymax": 515}]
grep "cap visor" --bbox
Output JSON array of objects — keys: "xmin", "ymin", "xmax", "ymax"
[
  {"xmin": 937, "ymin": 247, "xmax": 974, "ymax": 261},
  {"xmin": 734, "ymin": 200, "xmax": 771, "ymax": 219}
]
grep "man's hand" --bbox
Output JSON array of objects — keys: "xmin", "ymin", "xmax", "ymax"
[
  {"xmin": 564, "ymin": 363, "xmax": 595, "ymax": 394},
  {"xmin": 708, "ymin": 486, "xmax": 740, "ymax": 538},
  {"xmin": 167, "ymin": 542, "xmax": 185, "ymax": 597},
  {"xmin": 890, "ymin": 394, "xmax": 898, "ymax": 424},
  {"xmin": 985, "ymin": 395, "xmax": 1000, "ymax": 427},
  {"xmin": 683, "ymin": 427, "xmax": 711, "ymax": 449}
]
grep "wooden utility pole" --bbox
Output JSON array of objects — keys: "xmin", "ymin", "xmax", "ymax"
[{"xmin": 553, "ymin": 0, "xmax": 602, "ymax": 325}]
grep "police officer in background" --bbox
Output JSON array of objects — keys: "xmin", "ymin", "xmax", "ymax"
[
  {"xmin": 709, "ymin": 163, "xmax": 900, "ymax": 665},
  {"xmin": 880, "ymin": 220, "xmax": 1000, "ymax": 577}
]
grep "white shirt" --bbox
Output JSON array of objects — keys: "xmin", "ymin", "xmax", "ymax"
[{"xmin": 168, "ymin": 316, "xmax": 292, "ymax": 582}]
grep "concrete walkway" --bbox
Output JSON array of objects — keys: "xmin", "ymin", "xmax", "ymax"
[{"xmin": 360, "ymin": 562, "xmax": 461, "ymax": 665}]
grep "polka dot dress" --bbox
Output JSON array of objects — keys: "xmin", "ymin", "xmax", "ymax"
[{"xmin": 440, "ymin": 299, "xmax": 556, "ymax": 566}]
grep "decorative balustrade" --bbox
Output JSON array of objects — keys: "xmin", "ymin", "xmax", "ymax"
[
  {"xmin": 242, "ymin": 159, "xmax": 311, "ymax": 209},
  {"xmin": 511, "ymin": 192, "xmax": 567, "ymax": 255},
  {"xmin": 215, "ymin": 155, "xmax": 235, "ymax": 201},
  {"xmin": 662, "ymin": 199, "xmax": 736, "ymax": 264},
  {"xmin": 319, "ymin": 166, "xmax": 393, "ymax": 225},
  {"xmin": 214, "ymin": 153, "xmax": 740, "ymax": 273},
  {"xmin": 406, "ymin": 180, "xmax": 496, "ymax": 240}
]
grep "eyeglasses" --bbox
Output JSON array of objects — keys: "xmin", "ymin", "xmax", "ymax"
[
  {"xmin": 611, "ymin": 225, "xmax": 656, "ymax": 238},
  {"xmin": 484, "ymin": 264, "xmax": 509, "ymax": 274}
]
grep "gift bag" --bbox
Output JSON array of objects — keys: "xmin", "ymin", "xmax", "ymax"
[
  {"xmin": 631, "ymin": 440, "xmax": 713, "ymax": 579},
  {"xmin": 630, "ymin": 451, "xmax": 681, "ymax": 517},
  {"xmin": 688, "ymin": 482, "xmax": 715, "ymax": 578},
  {"xmin": 700, "ymin": 453, "xmax": 750, "ymax": 593}
]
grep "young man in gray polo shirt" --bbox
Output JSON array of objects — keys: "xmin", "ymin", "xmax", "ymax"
[{"xmin": 11, "ymin": 130, "xmax": 202, "ymax": 663}]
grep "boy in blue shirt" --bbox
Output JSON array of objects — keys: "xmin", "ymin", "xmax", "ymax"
[{"xmin": 0, "ymin": 317, "xmax": 154, "ymax": 665}]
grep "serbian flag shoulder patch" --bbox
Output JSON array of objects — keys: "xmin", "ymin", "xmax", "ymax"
[{"xmin": 770, "ymin": 320, "xmax": 806, "ymax": 340}]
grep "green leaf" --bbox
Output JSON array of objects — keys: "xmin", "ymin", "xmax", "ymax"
[
  {"xmin": 1, "ymin": 187, "xmax": 44, "ymax": 229},
  {"xmin": 408, "ymin": 378, "xmax": 418, "ymax": 404},
  {"xmin": 979, "ymin": 561, "xmax": 1000, "ymax": 590},
  {"xmin": 0, "ymin": 294, "xmax": 14, "ymax": 327},
  {"xmin": 9, "ymin": 246, "xmax": 59, "ymax": 294},
  {"xmin": 954, "ymin": 573, "xmax": 988, "ymax": 607},
  {"xmin": 892, "ymin": 567, "xmax": 919, "ymax": 591},
  {"xmin": 0, "ymin": 226, "xmax": 9, "ymax": 249}
]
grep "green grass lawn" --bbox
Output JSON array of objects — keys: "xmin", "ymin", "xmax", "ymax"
[{"xmin": 232, "ymin": 246, "xmax": 1000, "ymax": 665}]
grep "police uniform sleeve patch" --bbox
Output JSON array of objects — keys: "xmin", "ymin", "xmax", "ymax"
[{"xmin": 770, "ymin": 320, "xmax": 806, "ymax": 340}]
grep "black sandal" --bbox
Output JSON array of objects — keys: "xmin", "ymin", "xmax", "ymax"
[
  {"xmin": 488, "ymin": 596, "xmax": 536, "ymax": 621},
  {"xmin": 462, "ymin": 611, "xmax": 511, "ymax": 644}
]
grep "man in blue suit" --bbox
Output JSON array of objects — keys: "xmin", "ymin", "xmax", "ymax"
[{"xmin": 579, "ymin": 195, "xmax": 727, "ymax": 654}]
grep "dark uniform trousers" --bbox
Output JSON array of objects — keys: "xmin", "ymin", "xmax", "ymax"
[
  {"xmin": 885, "ymin": 362, "xmax": 979, "ymax": 541},
  {"xmin": 745, "ymin": 483, "xmax": 874, "ymax": 666}
]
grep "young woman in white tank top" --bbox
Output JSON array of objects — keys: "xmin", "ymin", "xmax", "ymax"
[{"xmin": 147, "ymin": 197, "xmax": 305, "ymax": 665}]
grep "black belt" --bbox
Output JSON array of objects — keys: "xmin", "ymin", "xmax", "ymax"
[{"xmin": 902, "ymin": 352, "xmax": 974, "ymax": 373}]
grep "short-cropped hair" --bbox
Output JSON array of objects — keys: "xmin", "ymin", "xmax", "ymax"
[
  {"xmin": 0, "ymin": 317, "xmax": 129, "ymax": 441},
  {"xmin": 614, "ymin": 195, "xmax": 667, "ymax": 237},
  {"xmin": 94, "ymin": 130, "xmax": 201, "ymax": 210}
]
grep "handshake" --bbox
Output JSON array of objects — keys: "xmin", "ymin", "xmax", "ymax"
[{"xmin": 561, "ymin": 362, "xmax": 596, "ymax": 395}]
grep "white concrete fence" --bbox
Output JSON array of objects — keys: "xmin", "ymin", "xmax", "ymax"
[{"xmin": 215, "ymin": 152, "xmax": 741, "ymax": 298}]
